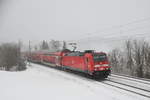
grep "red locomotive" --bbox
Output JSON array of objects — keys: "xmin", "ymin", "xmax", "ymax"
[{"xmin": 28, "ymin": 49, "xmax": 111, "ymax": 79}]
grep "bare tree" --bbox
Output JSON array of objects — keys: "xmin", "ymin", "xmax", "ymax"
[
  {"xmin": 40, "ymin": 40, "xmax": 49, "ymax": 50},
  {"xmin": 124, "ymin": 40, "xmax": 134, "ymax": 75},
  {"xmin": 109, "ymin": 49, "xmax": 123, "ymax": 73},
  {"xmin": 49, "ymin": 40, "xmax": 61, "ymax": 52},
  {"xmin": 143, "ymin": 42, "xmax": 150, "ymax": 78},
  {"xmin": 132, "ymin": 40, "xmax": 145, "ymax": 77},
  {"xmin": 62, "ymin": 41, "xmax": 67, "ymax": 50}
]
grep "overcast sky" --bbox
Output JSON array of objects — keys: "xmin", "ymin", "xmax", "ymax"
[{"xmin": 0, "ymin": 0, "xmax": 150, "ymax": 44}]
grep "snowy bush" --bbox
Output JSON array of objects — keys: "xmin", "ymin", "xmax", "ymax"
[{"xmin": 0, "ymin": 43, "xmax": 26, "ymax": 71}]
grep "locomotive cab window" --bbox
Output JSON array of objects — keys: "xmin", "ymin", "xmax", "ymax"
[{"xmin": 93, "ymin": 54, "xmax": 107, "ymax": 62}]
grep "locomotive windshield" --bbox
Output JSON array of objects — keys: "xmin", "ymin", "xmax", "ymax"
[{"xmin": 93, "ymin": 54, "xmax": 107, "ymax": 62}]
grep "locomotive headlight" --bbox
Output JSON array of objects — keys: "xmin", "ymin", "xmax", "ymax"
[
  {"xmin": 102, "ymin": 64, "xmax": 109, "ymax": 66},
  {"xmin": 94, "ymin": 65, "xmax": 101, "ymax": 67},
  {"xmin": 94, "ymin": 64, "xmax": 109, "ymax": 67}
]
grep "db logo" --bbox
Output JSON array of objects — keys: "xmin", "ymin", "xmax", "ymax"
[{"xmin": 72, "ymin": 60, "xmax": 74, "ymax": 64}]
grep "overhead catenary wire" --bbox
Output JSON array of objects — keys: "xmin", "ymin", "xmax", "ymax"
[{"xmin": 78, "ymin": 17, "xmax": 150, "ymax": 40}]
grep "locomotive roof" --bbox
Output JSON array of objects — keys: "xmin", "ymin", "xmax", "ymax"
[
  {"xmin": 65, "ymin": 51, "xmax": 106, "ymax": 56},
  {"xmin": 30, "ymin": 49, "xmax": 106, "ymax": 56}
]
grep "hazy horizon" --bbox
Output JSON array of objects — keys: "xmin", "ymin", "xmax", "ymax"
[{"xmin": 0, "ymin": 0, "xmax": 150, "ymax": 51}]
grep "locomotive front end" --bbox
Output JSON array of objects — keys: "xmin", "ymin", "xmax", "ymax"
[{"xmin": 92, "ymin": 53, "xmax": 111, "ymax": 78}]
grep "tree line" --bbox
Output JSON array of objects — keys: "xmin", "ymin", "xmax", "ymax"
[
  {"xmin": 34, "ymin": 40, "xmax": 67, "ymax": 52},
  {"xmin": 0, "ymin": 39, "xmax": 67, "ymax": 71},
  {"xmin": 0, "ymin": 43, "xmax": 26, "ymax": 71},
  {"xmin": 109, "ymin": 39, "xmax": 150, "ymax": 79}
]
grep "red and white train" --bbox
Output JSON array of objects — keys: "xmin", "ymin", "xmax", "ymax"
[{"xmin": 28, "ymin": 49, "xmax": 111, "ymax": 79}]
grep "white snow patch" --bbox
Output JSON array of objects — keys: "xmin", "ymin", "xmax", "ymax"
[{"xmin": 0, "ymin": 63, "xmax": 149, "ymax": 100}]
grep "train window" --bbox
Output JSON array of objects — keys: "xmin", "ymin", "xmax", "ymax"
[
  {"xmin": 66, "ymin": 52, "xmax": 84, "ymax": 56},
  {"xmin": 93, "ymin": 54, "xmax": 107, "ymax": 62},
  {"xmin": 64, "ymin": 54, "xmax": 68, "ymax": 56},
  {"xmin": 66, "ymin": 53, "xmax": 74, "ymax": 56},
  {"xmin": 44, "ymin": 54, "xmax": 54, "ymax": 56}
]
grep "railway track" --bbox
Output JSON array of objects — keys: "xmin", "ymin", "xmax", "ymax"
[
  {"xmin": 109, "ymin": 75, "xmax": 150, "ymax": 91},
  {"xmin": 97, "ymin": 75, "xmax": 150, "ymax": 99},
  {"xmin": 112, "ymin": 73, "xmax": 150, "ymax": 83},
  {"xmin": 99, "ymin": 80, "xmax": 150, "ymax": 98},
  {"xmin": 110, "ymin": 74, "xmax": 150, "ymax": 86},
  {"xmin": 32, "ymin": 63, "xmax": 150, "ymax": 99},
  {"xmin": 107, "ymin": 79, "xmax": 150, "ymax": 92}
]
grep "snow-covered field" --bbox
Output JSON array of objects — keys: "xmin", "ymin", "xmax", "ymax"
[{"xmin": 0, "ymin": 63, "xmax": 149, "ymax": 100}]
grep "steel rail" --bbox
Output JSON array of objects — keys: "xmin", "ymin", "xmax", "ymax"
[
  {"xmin": 110, "ymin": 75, "xmax": 150, "ymax": 86},
  {"xmin": 99, "ymin": 81, "xmax": 150, "ymax": 98},
  {"xmin": 112, "ymin": 73, "xmax": 150, "ymax": 82}
]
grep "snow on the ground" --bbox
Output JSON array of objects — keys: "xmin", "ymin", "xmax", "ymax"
[{"xmin": 0, "ymin": 63, "xmax": 149, "ymax": 100}]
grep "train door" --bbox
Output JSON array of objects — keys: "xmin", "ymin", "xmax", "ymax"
[
  {"xmin": 55, "ymin": 56, "xmax": 61, "ymax": 66},
  {"xmin": 84, "ymin": 57, "xmax": 89, "ymax": 73},
  {"xmin": 84, "ymin": 53, "xmax": 93, "ymax": 74}
]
